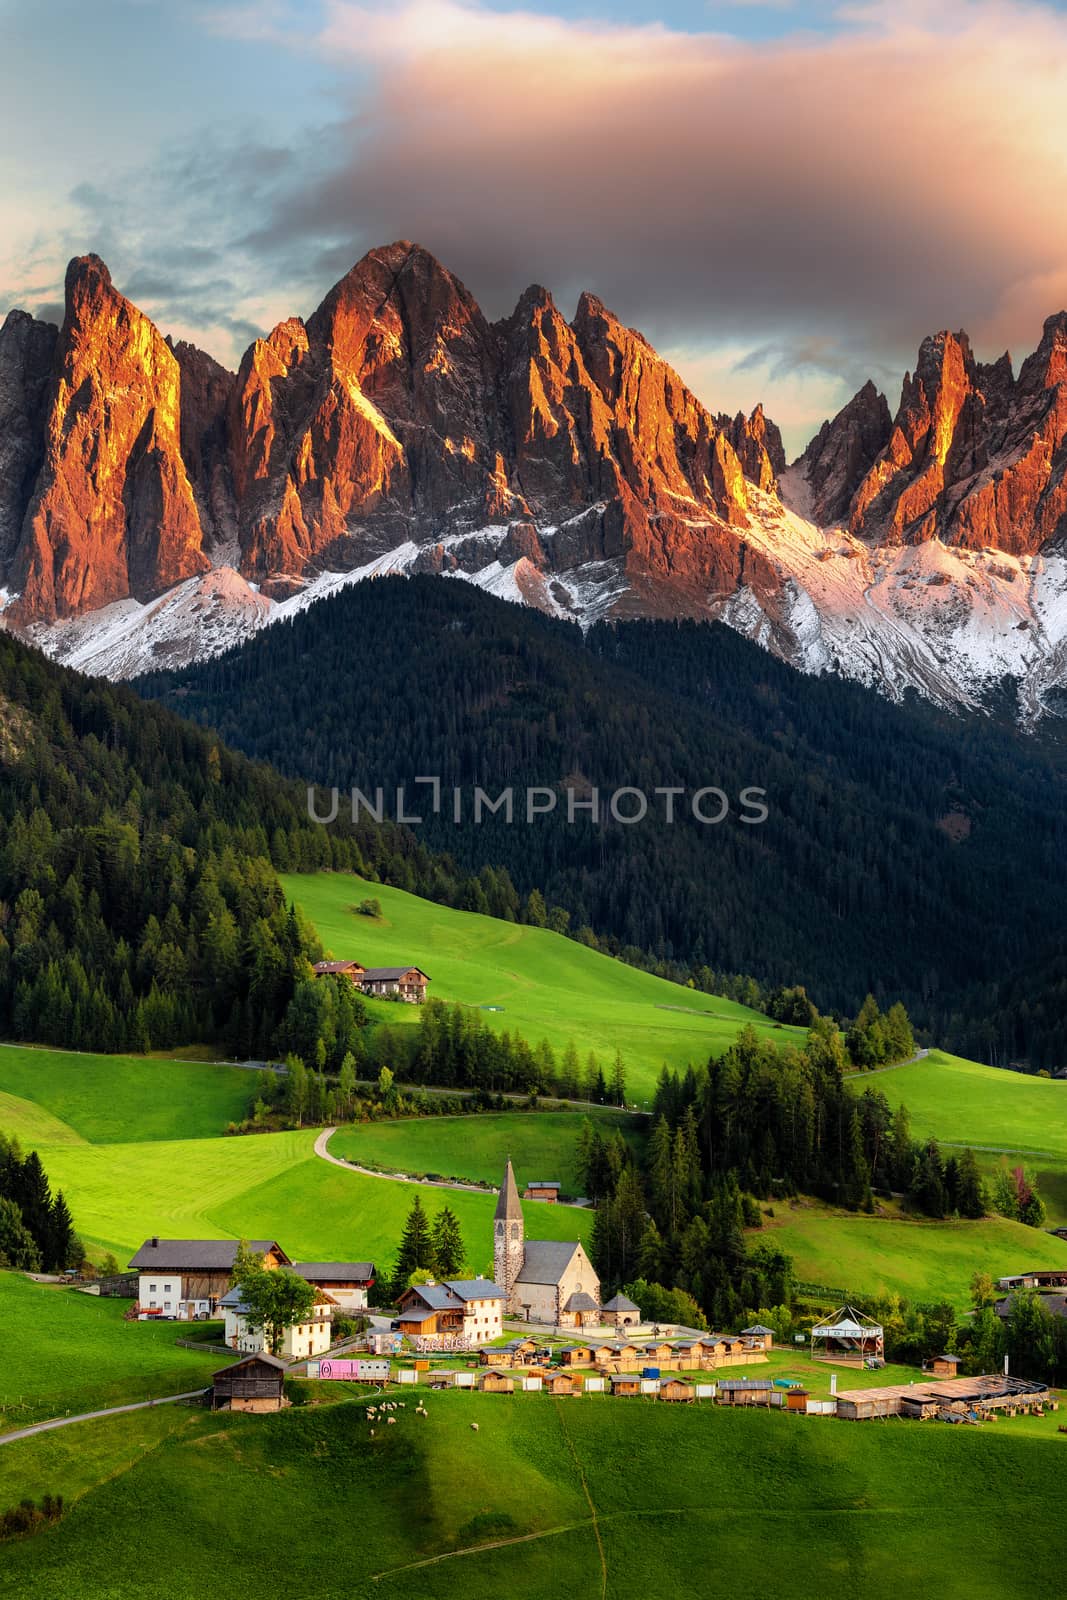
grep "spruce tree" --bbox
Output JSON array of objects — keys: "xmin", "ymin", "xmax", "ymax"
[
  {"xmin": 431, "ymin": 1206, "xmax": 466, "ymax": 1279},
  {"xmin": 392, "ymin": 1194, "xmax": 435, "ymax": 1296}
]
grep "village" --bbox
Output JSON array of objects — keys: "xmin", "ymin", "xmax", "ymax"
[{"xmin": 122, "ymin": 1161, "xmax": 1057, "ymax": 1428}]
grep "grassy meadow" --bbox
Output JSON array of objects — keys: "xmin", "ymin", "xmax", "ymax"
[
  {"xmin": 761, "ymin": 1199, "xmax": 1067, "ymax": 1307},
  {"xmin": 280, "ymin": 871, "xmax": 807, "ymax": 1099},
  {"xmin": 328, "ymin": 1110, "xmax": 642, "ymax": 1194},
  {"xmin": 2, "ymin": 1389, "xmax": 1066, "ymax": 1599},
  {"xmin": 0, "ymin": 1045, "xmax": 254, "ymax": 1143},
  {"xmin": 0, "ymin": 1276, "xmax": 226, "ymax": 1429}
]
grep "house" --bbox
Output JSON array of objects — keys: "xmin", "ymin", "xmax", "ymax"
[
  {"xmin": 494, "ymin": 1161, "xmax": 600, "ymax": 1327},
  {"xmin": 740, "ymin": 1324, "xmax": 775, "ymax": 1351},
  {"xmin": 394, "ymin": 1278, "xmax": 504, "ymax": 1345},
  {"xmin": 479, "ymin": 1370, "xmax": 515, "ymax": 1393},
  {"xmin": 312, "ymin": 960, "xmax": 366, "ymax": 983},
  {"xmin": 995, "ymin": 1292, "xmax": 1067, "ymax": 1322},
  {"xmin": 220, "ymin": 1284, "xmax": 335, "ymax": 1360},
  {"xmin": 359, "ymin": 967, "xmax": 430, "ymax": 1003},
  {"xmin": 212, "ymin": 1353, "xmax": 287, "ymax": 1413},
  {"xmin": 602, "ymin": 1292, "xmax": 640, "ymax": 1329},
  {"xmin": 660, "ymin": 1379, "xmax": 696, "ymax": 1403},
  {"xmin": 129, "ymin": 1238, "xmax": 291, "ymax": 1320},
  {"xmin": 292, "ymin": 1262, "xmax": 376, "ymax": 1311},
  {"xmin": 717, "ymin": 1378, "xmax": 775, "ymax": 1406},
  {"xmin": 523, "ymin": 1180, "xmax": 561, "ymax": 1203}
]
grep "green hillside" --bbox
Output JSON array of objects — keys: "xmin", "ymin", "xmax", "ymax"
[
  {"xmin": 280, "ymin": 871, "xmax": 805, "ymax": 1099},
  {"xmin": 762, "ymin": 1202, "xmax": 1067, "ymax": 1307},
  {"xmin": 2, "ymin": 1391, "xmax": 1066, "ymax": 1599},
  {"xmin": 0, "ymin": 1046, "xmax": 255, "ymax": 1144},
  {"xmin": 0, "ymin": 1276, "xmax": 226, "ymax": 1429},
  {"xmin": 853, "ymin": 1050, "xmax": 1067, "ymax": 1225},
  {"xmin": 328, "ymin": 1111, "xmax": 641, "ymax": 1195},
  {"xmin": 26, "ymin": 1126, "xmax": 592, "ymax": 1269}
]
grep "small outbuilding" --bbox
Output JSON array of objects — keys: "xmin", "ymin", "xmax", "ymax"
[
  {"xmin": 212, "ymin": 1353, "xmax": 287, "ymax": 1413},
  {"xmin": 479, "ymin": 1370, "xmax": 515, "ymax": 1393},
  {"xmin": 523, "ymin": 1180, "xmax": 561, "ymax": 1203},
  {"xmin": 560, "ymin": 1344, "xmax": 595, "ymax": 1367},
  {"xmin": 609, "ymin": 1374, "xmax": 642, "ymax": 1396},
  {"xmin": 659, "ymin": 1378, "xmax": 696, "ymax": 1403},
  {"xmin": 717, "ymin": 1378, "xmax": 775, "ymax": 1407},
  {"xmin": 545, "ymin": 1372, "xmax": 580, "ymax": 1396},
  {"xmin": 601, "ymin": 1292, "xmax": 641, "ymax": 1330},
  {"xmin": 740, "ymin": 1324, "xmax": 775, "ymax": 1352},
  {"xmin": 925, "ymin": 1354, "xmax": 961, "ymax": 1378}
]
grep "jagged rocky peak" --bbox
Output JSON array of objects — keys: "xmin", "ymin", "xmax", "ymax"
[
  {"xmin": 168, "ymin": 338, "xmax": 238, "ymax": 555},
  {"xmin": 11, "ymin": 255, "xmax": 208, "ymax": 621},
  {"xmin": 718, "ymin": 404, "xmax": 787, "ymax": 493},
  {"xmin": 0, "ymin": 308, "xmax": 59, "ymax": 571},
  {"xmin": 790, "ymin": 379, "xmax": 892, "ymax": 527},
  {"xmin": 847, "ymin": 317, "xmax": 1067, "ymax": 554}
]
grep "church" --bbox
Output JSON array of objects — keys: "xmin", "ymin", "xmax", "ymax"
[{"xmin": 493, "ymin": 1160, "xmax": 601, "ymax": 1328}]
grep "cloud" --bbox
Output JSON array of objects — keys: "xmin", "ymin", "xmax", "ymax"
[{"xmin": 6, "ymin": 0, "xmax": 1067, "ymax": 453}]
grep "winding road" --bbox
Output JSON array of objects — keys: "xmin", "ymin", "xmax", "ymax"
[
  {"xmin": 0, "ymin": 1389, "xmax": 208, "ymax": 1448},
  {"xmin": 312, "ymin": 1127, "xmax": 589, "ymax": 1206}
]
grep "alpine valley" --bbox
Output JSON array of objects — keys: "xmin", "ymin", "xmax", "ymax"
[{"xmin": 3, "ymin": 242, "xmax": 1067, "ymax": 721}]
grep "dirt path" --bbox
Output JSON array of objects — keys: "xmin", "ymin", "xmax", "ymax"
[
  {"xmin": 0, "ymin": 1389, "xmax": 208, "ymax": 1448},
  {"xmin": 844, "ymin": 1047, "xmax": 929, "ymax": 1079},
  {"xmin": 312, "ymin": 1127, "xmax": 589, "ymax": 1206}
]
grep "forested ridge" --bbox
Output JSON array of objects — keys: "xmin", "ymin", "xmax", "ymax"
[{"xmin": 140, "ymin": 576, "xmax": 1067, "ymax": 1067}]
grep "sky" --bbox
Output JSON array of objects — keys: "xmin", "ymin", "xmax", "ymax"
[{"xmin": 3, "ymin": 0, "xmax": 1067, "ymax": 456}]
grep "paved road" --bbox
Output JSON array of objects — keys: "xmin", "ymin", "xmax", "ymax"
[
  {"xmin": 312, "ymin": 1127, "xmax": 590, "ymax": 1206},
  {"xmin": 0, "ymin": 1389, "xmax": 208, "ymax": 1448},
  {"xmin": 844, "ymin": 1047, "xmax": 929, "ymax": 1079}
]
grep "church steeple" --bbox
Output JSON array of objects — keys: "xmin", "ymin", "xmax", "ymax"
[{"xmin": 494, "ymin": 1158, "xmax": 524, "ymax": 1308}]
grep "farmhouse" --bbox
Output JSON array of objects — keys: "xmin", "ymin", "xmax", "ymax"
[
  {"xmin": 292, "ymin": 1262, "xmax": 376, "ymax": 1310},
  {"xmin": 494, "ymin": 1160, "xmax": 601, "ymax": 1327},
  {"xmin": 359, "ymin": 967, "xmax": 430, "ymax": 1002},
  {"xmin": 394, "ymin": 1278, "xmax": 504, "ymax": 1345},
  {"xmin": 129, "ymin": 1237, "xmax": 291, "ymax": 1320},
  {"xmin": 312, "ymin": 960, "xmax": 365, "ymax": 982},
  {"xmin": 995, "ymin": 1292, "xmax": 1067, "ymax": 1322},
  {"xmin": 312, "ymin": 961, "xmax": 430, "ymax": 1002},
  {"xmin": 219, "ymin": 1284, "xmax": 335, "ymax": 1360},
  {"xmin": 212, "ymin": 1353, "xmax": 287, "ymax": 1413}
]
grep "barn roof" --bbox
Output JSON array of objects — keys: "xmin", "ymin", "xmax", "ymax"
[
  {"xmin": 514, "ymin": 1240, "xmax": 581, "ymax": 1285},
  {"xmin": 129, "ymin": 1239, "xmax": 289, "ymax": 1271},
  {"xmin": 293, "ymin": 1262, "xmax": 376, "ymax": 1282},
  {"xmin": 313, "ymin": 960, "xmax": 364, "ymax": 974},
  {"xmin": 361, "ymin": 967, "xmax": 430, "ymax": 981},
  {"xmin": 214, "ymin": 1352, "xmax": 286, "ymax": 1378}
]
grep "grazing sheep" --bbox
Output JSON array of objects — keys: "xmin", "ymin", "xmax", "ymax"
[
  {"xmin": 387, "ymin": 1416, "xmax": 396, "ymax": 1426},
  {"xmin": 470, "ymin": 1422, "xmax": 479, "ymax": 1432}
]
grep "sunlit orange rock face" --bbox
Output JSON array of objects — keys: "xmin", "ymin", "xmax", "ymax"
[
  {"xmin": 840, "ymin": 318, "xmax": 1067, "ymax": 553},
  {"xmin": 12, "ymin": 256, "xmax": 208, "ymax": 620}
]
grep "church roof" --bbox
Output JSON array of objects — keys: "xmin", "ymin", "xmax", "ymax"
[
  {"xmin": 602, "ymin": 1293, "xmax": 639, "ymax": 1312},
  {"xmin": 514, "ymin": 1240, "xmax": 581, "ymax": 1285},
  {"xmin": 494, "ymin": 1159, "xmax": 523, "ymax": 1223}
]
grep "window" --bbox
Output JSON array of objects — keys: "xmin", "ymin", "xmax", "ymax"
[{"xmin": 149, "ymin": 1283, "xmax": 157, "ymax": 1293}]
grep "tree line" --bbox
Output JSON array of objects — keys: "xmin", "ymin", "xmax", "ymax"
[{"xmin": 0, "ymin": 1136, "xmax": 77, "ymax": 1272}]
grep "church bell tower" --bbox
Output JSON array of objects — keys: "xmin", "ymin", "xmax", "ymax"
[{"xmin": 494, "ymin": 1159, "xmax": 524, "ymax": 1309}]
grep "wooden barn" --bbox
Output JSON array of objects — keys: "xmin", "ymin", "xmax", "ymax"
[
  {"xmin": 924, "ymin": 1354, "xmax": 961, "ymax": 1378},
  {"xmin": 479, "ymin": 1370, "xmax": 515, "ymax": 1393},
  {"xmin": 312, "ymin": 960, "xmax": 366, "ymax": 983},
  {"xmin": 523, "ymin": 1180, "xmax": 561, "ymax": 1203},
  {"xmin": 659, "ymin": 1378, "xmax": 696, "ymax": 1403},
  {"xmin": 212, "ymin": 1353, "xmax": 287, "ymax": 1413},
  {"xmin": 545, "ymin": 1372, "xmax": 580, "ymax": 1396},
  {"xmin": 717, "ymin": 1378, "xmax": 775, "ymax": 1407}
]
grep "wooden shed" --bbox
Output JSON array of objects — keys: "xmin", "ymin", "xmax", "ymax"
[
  {"xmin": 924, "ymin": 1354, "xmax": 961, "ymax": 1378},
  {"xmin": 785, "ymin": 1387, "xmax": 810, "ymax": 1413},
  {"xmin": 659, "ymin": 1378, "xmax": 696, "ymax": 1403},
  {"xmin": 643, "ymin": 1340, "xmax": 674, "ymax": 1363},
  {"xmin": 212, "ymin": 1353, "xmax": 287, "ymax": 1413},
  {"xmin": 609, "ymin": 1374, "xmax": 642, "ymax": 1397},
  {"xmin": 740, "ymin": 1324, "xmax": 775, "ymax": 1352},
  {"xmin": 716, "ymin": 1378, "xmax": 775, "ymax": 1407},
  {"xmin": 560, "ymin": 1344, "xmax": 594, "ymax": 1367},
  {"xmin": 479, "ymin": 1370, "xmax": 515, "ymax": 1393},
  {"xmin": 546, "ymin": 1372, "xmax": 580, "ymax": 1396}
]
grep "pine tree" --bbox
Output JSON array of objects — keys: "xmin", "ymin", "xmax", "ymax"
[
  {"xmin": 44, "ymin": 1191, "xmax": 76, "ymax": 1272},
  {"xmin": 431, "ymin": 1206, "xmax": 466, "ymax": 1279},
  {"xmin": 392, "ymin": 1194, "xmax": 435, "ymax": 1296}
]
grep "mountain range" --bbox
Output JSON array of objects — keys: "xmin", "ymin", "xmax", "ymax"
[{"xmin": 2, "ymin": 242, "xmax": 1067, "ymax": 717}]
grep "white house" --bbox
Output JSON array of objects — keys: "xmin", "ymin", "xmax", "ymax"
[
  {"xmin": 394, "ymin": 1279, "xmax": 505, "ymax": 1345},
  {"xmin": 129, "ymin": 1238, "xmax": 291, "ymax": 1321},
  {"xmin": 220, "ymin": 1284, "xmax": 336, "ymax": 1360},
  {"xmin": 291, "ymin": 1262, "xmax": 376, "ymax": 1311}
]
